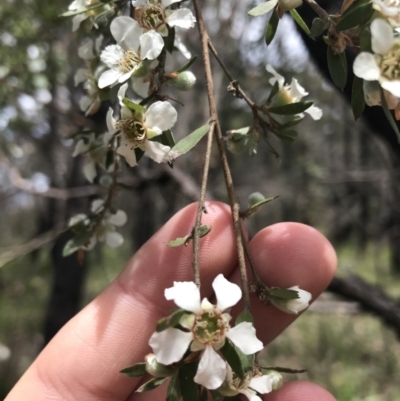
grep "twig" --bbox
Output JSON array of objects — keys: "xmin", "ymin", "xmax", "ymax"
[
  {"xmin": 193, "ymin": 0, "xmax": 251, "ymax": 310},
  {"xmin": 192, "ymin": 121, "xmax": 216, "ymax": 287},
  {"xmin": 303, "ymin": 0, "xmax": 336, "ymax": 26}
]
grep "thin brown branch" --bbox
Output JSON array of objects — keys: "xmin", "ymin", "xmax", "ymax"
[
  {"xmin": 193, "ymin": 0, "xmax": 251, "ymax": 310},
  {"xmin": 192, "ymin": 121, "xmax": 216, "ymax": 287}
]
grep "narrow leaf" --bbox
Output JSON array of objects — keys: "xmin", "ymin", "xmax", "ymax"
[
  {"xmin": 266, "ymin": 81, "xmax": 280, "ymax": 103},
  {"xmin": 166, "ymin": 235, "xmax": 191, "ymax": 247},
  {"xmin": 120, "ymin": 362, "xmax": 147, "ymax": 377},
  {"xmin": 156, "ymin": 309, "xmax": 187, "ymax": 332},
  {"xmin": 137, "ymin": 377, "xmax": 168, "ymax": 392},
  {"xmin": 261, "ymin": 366, "xmax": 307, "ymax": 374},
  {"xmin": 243, "ymin": 195, "xmax": 279, "ymax": 218},
  {"xmin": 336, "ymin": 1, "xmax": 373, "ymax": 31},
  {"xmin": 248, "ymin": 0, "xmax": 278, "ymax": 16},
  {"xmin": 220, "ymin": 340, "xmax": 245, "ymax": 380},
  {"xmin": 179, "ymin": 362, "xmax": 198, "ymax": 401},
  {"xmin": 268, "ymin": 288, "xmax": 299, "ymax": 300},
  {"xmin": 265, "ymin": 9, "xmax": 279, "ymax": 45},
  {"xmin": 168, "ymin": 124, "xmax": 210, "ymax": 162},
  {"xmin": 166, "ymin": 372, "xmax": 181, "ymax": 401},
  {"xmin": 289, "ymin": 9, "xmax": 311, "ymax": 37},
  {"xmin": 351, "ymin": 76, "xmax": 365, "ymax": 121},
  {"xmin": 268, "ymin": 101, "xmax": 314, "ymax": 115},
  {"xmin": 63, "ymin": 231, "xmax": 92, "ymax": 257},
  {"xmin": 380, "ymin": 87, "xmax": 400, "ymax": 142},
  {"xmin": 327, "ymin": 46, "xmax": 347, "ymax": 90},
  {"xmin": 177, "ymin": 56, "xmax": 197, "ymax": 73},
  {"xmin": 122, "ymin": 98, "xmax": 146, "ymax": 118}
]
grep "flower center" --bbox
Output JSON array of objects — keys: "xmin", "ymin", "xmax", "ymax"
[
  {"xmin": 135, "ymin": 4, "xmax": 165, "ymax": 30},
  {"xmin": 192, "ymin": 309, "xmax": 228, "ymax": 345},
  {"xmin": 380, "ymin": 47, "xmax": 400, "ymax": 80},
  {"xmin": 116, "ymin": 119, "xmax": 146, "ymax": 144},
  {"xmin": 118, "ymin": 50, "xmax": 141, "ymax": 74}
]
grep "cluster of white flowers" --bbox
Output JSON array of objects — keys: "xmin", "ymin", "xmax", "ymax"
[{"xmin": 147, "ymin": 274, "xmax": 311, "ymax": 394}]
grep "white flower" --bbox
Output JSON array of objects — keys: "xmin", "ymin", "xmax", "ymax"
[
  {"xmin": 74, "ymin": 38, "xmax": 105, "ymax": 116},
  {"xmin": 72, "ymin": 130, "xmax": 112, "ymax": 182},
  {"xmin": 68, "ymin": 0, "xmax": 111, "ymax": 32},
  {"xmin": 149, "ymin": 274, "xmax": 264, "ymax": 390},
  {"xmin": 107, "ymin": 84, "xmax": 176, "ymax": 166},
  {"xmin": 130, "ymin": 0, "xmax": 196, "ymax": 59},
  {"xmin": 90, "ymin": 199, "xmax": 127, "ymax": 248},
  {"xmin": 98, "ymin": 16, "xmax": 157, "ymax": 89},
  {"xmin": 372, "ymin": 0, "xmax": 400, "ymax": 27},
  {"xmin": 220, "ymin": 365, "xmax": 283, "ymax": 401},
  {"xmin": 270, "ymin": 286, "xmax": 312, "ymax": 314},
  {"xmin": 266, "ymin": 64, "xmax": 322, "ymax": 120},
  {"xmin": 353, "ymin": 19, "xmax": 400, "ymax": 97}
]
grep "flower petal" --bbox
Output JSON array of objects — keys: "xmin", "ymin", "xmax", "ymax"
[
  {"xmin": 289, "ymin": 78, "xmax": 308, "ymax": 99},
  {"xmin": 227, "ymin": 322, "xmax": 263, "ymax": 355},
  {"xmin": 166, "ymin": 9, "xmax": 196, "ymax": 29},
  {"xmin": 140, "ymin": 31, "xmax": 164, "ymax": 60},
  {"xmin": 108, "ymin": 210, "xmax": 127, "ymax": 226},
  {"xmin": 238, "ymin": 389, "xmax": 262, "ymax": 401},
  {"xmin": 213, "ymin": 274, "xmax": 242, "ymax": 311},
  {"xmin": 111, "ymin": 17, "xmax": 138, "ymax": 48},
  {"xmin": 249, "ymin": 375, "xmax": 274, "ymax": 394},
  {"xmin": 117, "ymin": 143, "xmax": 138, "ymax": 167},
  {"xmin": 381, "ymin": 79, "xmax": 400, "ymax": 98},
  {"xmin": 78, "ymin": 40, "xmax": 94, "ymax": 60},
  {"xmin": 143, "ymin": 140, "xmax": 170, "ymax": 163},
  {"xmin": 194, "ymin": 345, "xmax": 226, "ymax": 389},
  {"xmin": 106, "ymin": 107, "xmax": 118, "ymax": 135},
  {"xmin": 91, "ymin": 199, "xmax": 104, "ymax": 213},
  {"xmin": 73, "ymin": 139, "xmax": 89, "ymax": 157},
  {"xmin": 162, "ymin": 0, "xmax": 181, "ymax": 7},
  {"xmin": 164, "ymin": 281, "xmax": 201, "ymax": 312},
  {"xmin": 83, "ymin": 161, "xmax": 97, "ymax": 183},
  {"xmin": 72, "ymin": 14, "xmax": 87, "ymax": 32},
  {"xmin": 98, "ymin": 69, "xmax": 122, "ymax": 89},
  {"xmin": 118, "ymin": 83, "xmax": 129, "ymax": 104},
  {"xmin": 371, "ymin": 18, "xmax": 393, "ymax": 55},
  {"xmin": 305, "ymin": 105, "xmax": 323, "ymax": 120},
  {"xmin": 133, "ymin": 79, "xmax": 150, "ymax": 98},
  {"xmin": 145, "ymin": 101, "xmax": 178, "ymax": 131},
  {"xmin": 266, "ymin": 64, "xmax": 285, "ymax": 87},
  {"xmin": 149, "ymin": 328, "xmax": 193, "ymax": 365},
  {"xmin": 105, "ymin": 231, "xmax": 124, "ymax": 248},
  {"xmin": 353, "ymin": 52, "xmax": 381, "ymax": 81}
]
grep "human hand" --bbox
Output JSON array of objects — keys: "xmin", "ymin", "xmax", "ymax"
[{"xmin": 5, "ymin": 202, "xmax": 337, "ymax": 401}]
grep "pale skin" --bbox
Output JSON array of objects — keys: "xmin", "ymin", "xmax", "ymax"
[{"xmin": 5, "ymin": 201, "xmax": 337, "ymax": 401}]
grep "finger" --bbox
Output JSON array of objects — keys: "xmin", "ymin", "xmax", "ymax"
[
  {"xmin": 5, "ymin": 202, "xmax": 241, "ymax": 401},
  {"xmin": 265, "ymin": 381, "xmax": 336, "ymax": 401},
  {"xmin": 230, "ymin": 222, "xmax": 337, "ymax": 345}
]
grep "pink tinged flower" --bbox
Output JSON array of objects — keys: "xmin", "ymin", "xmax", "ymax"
[
  {"xmin": 271, "ymin": 286, "xmax": 312, "ymax": 314},
  {"xmin": 149, "ymin": 274, "xmax": 264, "ymax": 390}
]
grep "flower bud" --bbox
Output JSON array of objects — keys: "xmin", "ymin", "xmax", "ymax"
[
  {"xmin": 269, "ymin": 286, "xmax": 312, "ymax": 314},
  {"xmin": 248, "ymin": 192, "xmax": 265, "ymax": 208},
  {"xmin": 145, "ymin": 354, "xmax": 176, "ymax": 377},
  {"xmin": 264, "ymin": 370, "xmax": 283, "ymax": 391},
  {"xmin": 278, "ymin": 0, "xmax": 303, "ymax": 11},
  {"xmin": 168, "ymin": 71, "xmax": 196, "ymax": 91}
]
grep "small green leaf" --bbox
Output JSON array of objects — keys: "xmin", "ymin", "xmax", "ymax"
[
  {"xmin": 310, "ymin": 17, "xmax": 326, "ymax": 38},
  {"xmin": 275, "ymin": 129, "xmax": 299, "ymax": 143},
  {"xmin": 351, "ymin": 76, "xmax": 365, "ymax": 121},
  {"xmin": 177, "ymin": 56, "xmax": 197, "ymax": 73},
  {"xmin": 327, "ymin": 46, "xmax": 347, "ymax": 90},
  {"xmin": 151, "ymin": 129, "xmax": 176, "ymax": 148},
  {"xmin": 289, "ymin": 9, "xmax": 311, "ymax": 37},
  {"xmin": 166, "ymin": 235, "xmax": 191, "ymax": 247},
  {"xmin": 157, "ymin": 309, "xmax": 187, "ymax": 332},
  {"xmin": 235, "ymin": 310, "xmax": 254, "ymax": 325},
  {"xmin": 166, "ymin": 372, "xmax": 181, "ymax": 401},
  {"xmin": 242, "ymin": 195, "xmax": 279, "ymax": 218},
  {"xmin": 336, "ymin": 1, "xmax": 373, "ymax": 31},
  {"xmin": 360, "ymin": 25, "xmax": 372, "ymax": 52},
  {"xmin": 220, "ymin": 340, "xmax": 245, "ymax": 380},
  {"xmin": 268, "ymin": 288, "xmax": 299, "ymax": 300},
  {"xmin": 122, "ymin": 98, "xmax": 146, "ymax": 119},
  {"xmin": 248, "ymin": 0, "xmax": 278, "ymax": 16},
  {"xmin": 276, "ymin": 117, "xmax": 303, "ymax": 129},
  {"xmin": 179, "ymin": 362, "xmax": 198, "ymax": 401},
  {"xmin": 60, "ymin": 2, "xmax": 108, "ymax": 17},
  {"xmin": 168, "ymin": 124, "xmax": 210, "ymax": 162},
  {"xmin": 137, "ymin": 377, "xmax": 168, "ymax": 392},
  {"xmin": 265, "ymin": 9, "xmax": 279, "ymax": 45},
  {"xmin": 120, "ymin": 362, "xmax": 147, "ymax": 377},
  {"xmin": 266, "ymin": 81, "xmax": 280, "ymax": 103},
  {"xmin": 380, "ymin": 87, "xmax": 400, "ymax": 143},
  {"xmin": 63, "ymin": 231, "xmax": 93, "ymax": 257},
  {"xmin": 268, "ymin": 101, "xmax": 314, "ymax": 115}
]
